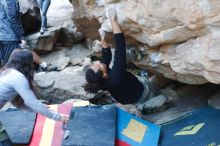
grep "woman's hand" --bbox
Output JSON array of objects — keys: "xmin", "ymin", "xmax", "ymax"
[
  {"xmin": 106, "ymin": 7, "xmax": 116, "ymax": 20},
  {"xmin": 60, "ymin": 114, "xmax": 69, "ymax": 124}
]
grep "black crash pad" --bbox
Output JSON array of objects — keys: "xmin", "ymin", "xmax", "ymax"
[
  {"xmin": 62, "ymin": 105, "xmax": 116, "ymax": 146},
  {"xmin": 160, "ymin": 107, "xmax": 220, "ymax": 146},
  {"xmin": 0, "ymin": 109, "xmax": 36, "ymax": 144}
]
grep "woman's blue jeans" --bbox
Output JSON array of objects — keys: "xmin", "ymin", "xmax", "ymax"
[{"xmin": 37, "ymin": 0, "xmax": 51, "ymax": 29}]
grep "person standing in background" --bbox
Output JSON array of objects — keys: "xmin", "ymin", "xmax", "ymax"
[
  {"xmin": 37, "ymin": 0, "xmax": 51, "ymax": 34},
  {"xmin": 0, "ymin": 0, "xmax": 48, "ymax": 71},
  {"xmin": 0, "ymin": 0, "xmax": 27, "ymax": 66}
]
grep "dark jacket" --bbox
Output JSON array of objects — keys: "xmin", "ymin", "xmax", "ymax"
[
  {"xmin": 101, "ymin": 33, "xmax": 144, "ymax": 104},
  {"xmin": 0, "ymin": 0, "xmax": 24, "ymax": 41}
]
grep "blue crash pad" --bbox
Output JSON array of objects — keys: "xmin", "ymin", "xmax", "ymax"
[
  {"xmin": 160, "ymin": 107, "xmax": 220, "ymax": 146},
  {"xmin": 62, "ymin": 105, "xmax": 116, "ymax": 146},
  {"xmin": 0, "ymin": 109, "xmax": 36, "ymax": 144},
  {"xmin": 116, "ymin": 108, "xmax": 160, "ymax": 146}
]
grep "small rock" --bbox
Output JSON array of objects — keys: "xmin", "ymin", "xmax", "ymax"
[
  {"xmin": 142, "ymin": 94, "xmax": 167, "ymax": 111},
  {"xmin": 36, "ymin": 78, "xmax": 55, "ymax": 89},
  {"xmin": 34, "ymin": 72, "xmax": 55, "ymax": 89},
  {"xmin": 57, "ymin": 56, "xmax": 71, "ymax": 70},
  {"xmin": 92, "ymin": 40, "xmax": 102, "ymax": 53},
  {"xmin": 116, "ymin": 103, "xmax": 142, "ymax": 118},
  {"xmin": 34, "ymin": 66, "xmax": 94, "ymax": 102},
  {"xmin": 26, "ymin": 27, "xmax": 62, "ymax": 53},
  {"xmin": 160, "ymin": 89, "xmax": 179, "ymax": 103},
  {"xmin": 208, "ymin": 92, "xmax": 220, "ymax": 109},
  {"xmin": 89, "ymin": 91, "xmax": 114, "ymax": 105}
]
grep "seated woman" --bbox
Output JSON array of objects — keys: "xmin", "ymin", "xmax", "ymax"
[
  {"xmin": 0, "ymin": 49, "xmax": 68, "ymax": 146},
  {"xmin": 85, "ymin": 8, "xmax": 157, "ymax": 105}
]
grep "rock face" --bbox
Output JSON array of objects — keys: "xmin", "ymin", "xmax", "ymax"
[
  {"xmin": 47, "ymin": 0, "xmax": 73, "ymax": 27},
  {"xmin": 41, "ymin": 44, "xmax": 91, "ymax": 70},
  {"xmin": 19, "ymin": 0, "xmax": 40, "ymax": 34},
  {"xmin": 47, "ymin": 0, "xmax": 84, "ymax": 45},
  {"xmin": 34, "ymin": 44, "xmax": 92, "ymax": 102},
  {"xmin": 26, "ymin": 27, "xmax": 62, "ymax": 53},
  {"xmin": 70, "ymin": 0, "xmax": 220, "ymax": 84},
  {"xmin": 35, "ymin": 66, "xmax": 94, "ymax": 103},
  {"xmin": 23, "ymin": 0, "xmax": 84, "ymax": 53},
  {"xmin": 167, "ymin": 31, "xmax": 220, "ymax": 84}
]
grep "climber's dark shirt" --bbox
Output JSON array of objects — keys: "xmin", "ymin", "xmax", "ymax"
[{"xmin": 101, "ymin": 33, "xmax": 144, "ymax": 104}]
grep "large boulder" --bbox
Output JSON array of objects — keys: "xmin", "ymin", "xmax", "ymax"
[
  {"xmin": 40, "ymin": 43, "xmax": 91, "ymax": 70},
  {"xmin": 47, "ymin": 0, "xmax": 84, "ymax": 45},
  {"xmin": 136, "ymin": 28, "xmax": 220, "ymax": 84},
  {"xmin": 70, "ymin": 0, "xmax": 220, "ymax": 84},
  {"xmin": 167, "ymin": 29, "xmax": 220, "ymax": 84},
  {"xmin": 26, "ymin": 27, "xmax": 62, "ymax": 53},
  {"xmin": 47, "ymin": 0, "xmax": 73, "ymax": 27},
  {"xmin": 70, "ymin": 0, "xmax": 219, "ymax": 46},
  {"xmin": 57, "ymin": 20, "xmax": 84, "ymax": 45},
  {"xmin": 34, "ymin": 66, "xmax": 94, "ymax": 102},
  {"xmin": 34, "ymin": 43, "xmax": 92, "ymax": 103},
  {"xmin": 24, "ymin": 0, "xmax": 84, "ymax": 52}
]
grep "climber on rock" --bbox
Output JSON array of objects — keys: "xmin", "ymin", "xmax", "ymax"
[{"xmin": 84, "ymin": 7, "xmax": 163, "ymax": 110}]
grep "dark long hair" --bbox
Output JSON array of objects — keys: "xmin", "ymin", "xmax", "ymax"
[
  {"xmin": 6, "ymin": 49, "xmax": 34, "ymax": 88},
  {"xmin": 84, "ymin": 68, "xmax": 104, "ymax": 93},
  {"xmin": 3, "ymin": 49, "xmax": 34, "ymax": 107}
]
